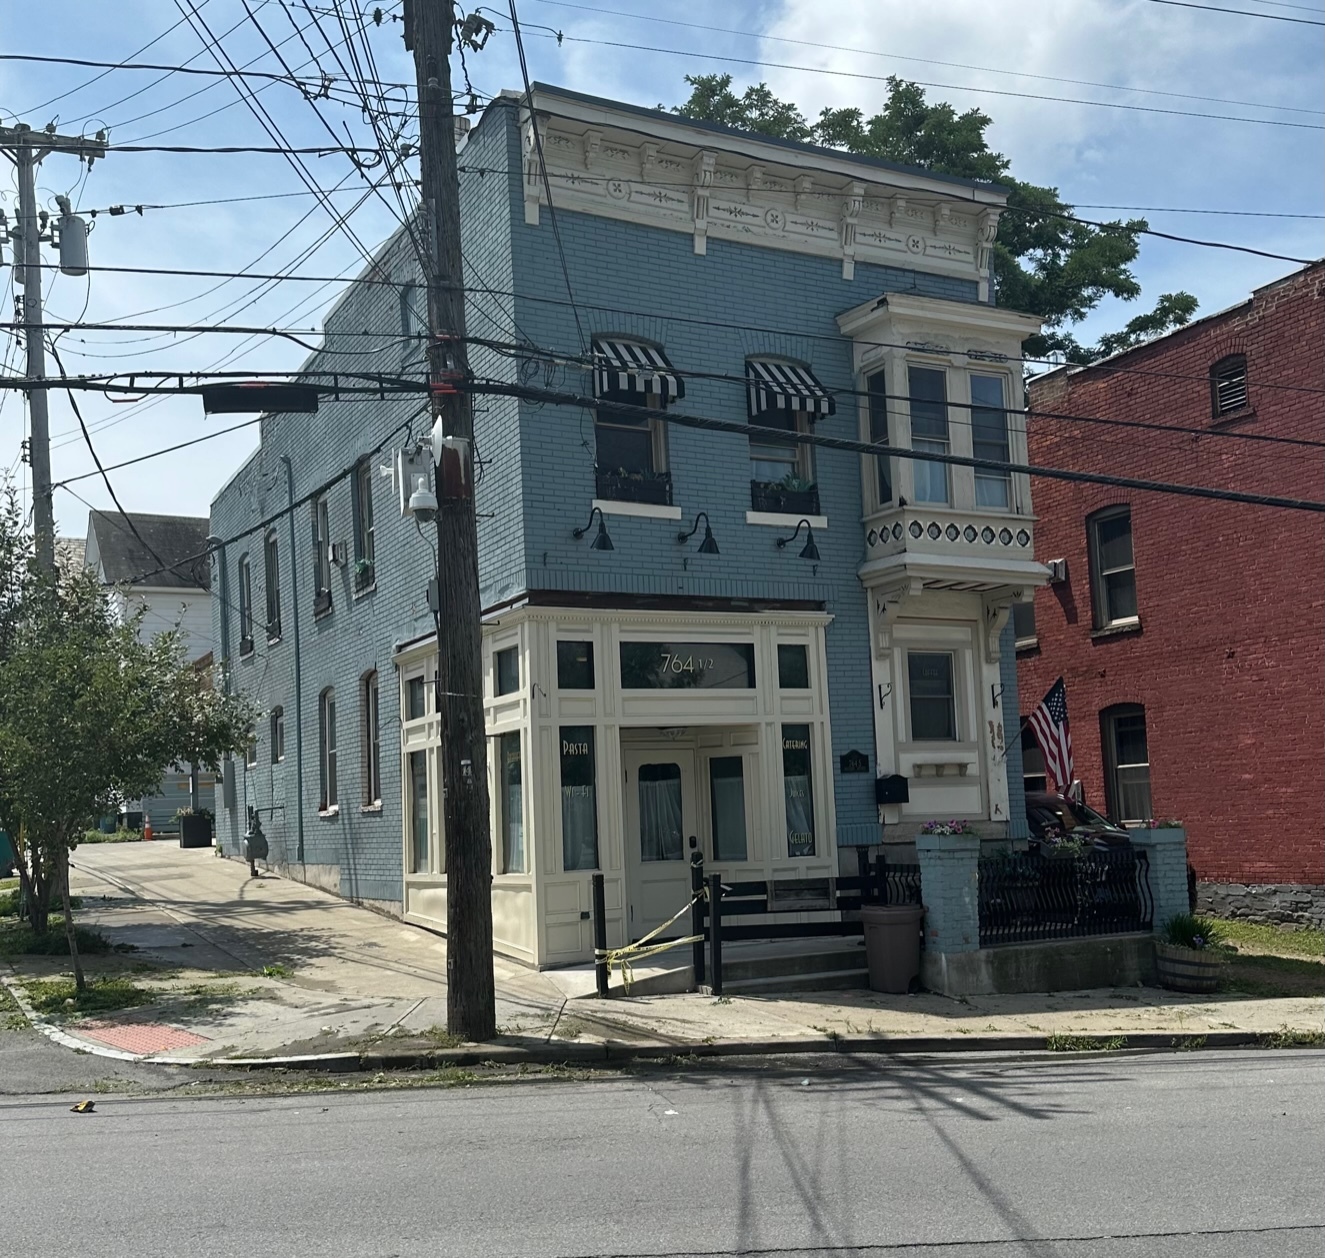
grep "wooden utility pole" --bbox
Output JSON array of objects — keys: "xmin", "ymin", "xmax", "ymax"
[{"xmin": 405, "ymin": 0, "xmax": 496, "ymax": 1040}]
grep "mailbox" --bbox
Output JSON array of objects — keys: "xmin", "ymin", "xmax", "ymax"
[
  {"xmin": 241, "ymin": 808, "xmax": 269, "ymax": 876},
  {"xmin": 875, "ymin": 774, "xmax": 909, "ymax": 805}
]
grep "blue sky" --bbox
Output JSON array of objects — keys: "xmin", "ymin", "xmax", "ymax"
[{"xmin": 0, "ymin": 0, "xmax": 1319, "ymax": 533}]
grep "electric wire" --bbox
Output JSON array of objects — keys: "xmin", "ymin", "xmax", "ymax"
[{"xmin": 1143, "ymin": 0, "xmax": 1325, "ymax": 24}]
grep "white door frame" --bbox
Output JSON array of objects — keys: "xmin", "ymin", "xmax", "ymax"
[{"xmin": 622, "ymin": 744, "xmax": 697, "ymax": 942}]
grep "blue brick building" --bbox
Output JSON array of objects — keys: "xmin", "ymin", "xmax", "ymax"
[{"xmin": 212, "ymin": 86, "xmax": 1048, "ymax": 966}]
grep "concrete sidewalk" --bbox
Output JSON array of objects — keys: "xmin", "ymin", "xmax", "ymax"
[{"xmin": 3, "ymin": 843, "xmax": 1321, "ymax": 1067}]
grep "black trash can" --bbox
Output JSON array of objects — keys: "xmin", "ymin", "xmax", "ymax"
[{"xmin": 861, "ymin": 904, "xmax": 924, "ymax": 994}]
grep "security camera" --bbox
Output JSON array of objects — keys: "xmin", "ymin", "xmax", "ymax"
[{"xmin": 408, "ymin": 483, "xmax": 438, "ymax": 525}]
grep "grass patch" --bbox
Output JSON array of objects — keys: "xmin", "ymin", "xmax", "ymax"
[
  {"xmin": 0, "ymin": 920, "xmax": 111, "ymax": 957},
  {"xmin": 24, "ymin": 975, "xmax": 154, "ymax": 1018},
  {"xmin": 1258, "ymin": 1025, "xmax": 1325, "ymax": 1049},
  {"xmin": 1173, "ymin": 1035, "xmax": 1207, "ymax": 1051},
  {"xmin": 0, "ymin": 890, "xmax": 82, "ymax": 916},
  {"xmin": 260, "ymin": 963, "xmax": 291, "ymax": 979},
  {"xmin": 1045, "ymin": 1033, "xmax": 1128, "ymax": 1053},
  {"xmin": 0, "ymin": 981, "xmax": 30, "ymax": 1031},
  {"xmin": 1215, "ymin": 919, "xmax": 1324, "ymax": 960},
  {"xmin": 79, "ymin": 828, "xmax": 143, "ymax": 844},
  {"xmin": 1219, "ymin": 952, "xmax": 1325, "ymax": 999}
]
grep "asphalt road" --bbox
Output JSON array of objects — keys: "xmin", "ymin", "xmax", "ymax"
[{"xmin": 3, "ymin": 1049, "xmax": 1322, "ymax": 1257}]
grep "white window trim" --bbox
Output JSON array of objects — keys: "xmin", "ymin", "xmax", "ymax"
[
  {"xmin": 591, "ymin": 498, "xmax": 682, "ymax": 521},
  {"xmin": 746, "ymin": 511, "xmax": 828, "ymax": 529}
]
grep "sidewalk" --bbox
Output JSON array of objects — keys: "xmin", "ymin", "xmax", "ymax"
[{"xmin": 3, "ymin": 842, "xmax": 1321, "ymax": 1067}]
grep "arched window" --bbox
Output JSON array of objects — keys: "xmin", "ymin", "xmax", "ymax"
[
  {"xmin": 1101, "ymin": 704, "xmax": 1151, "ymax": 824},
  {"xmin": 264, "ymin": 531, "xmax": 282, "ymax": 640},
  {"xmin": 1210, "ymin": 354, "xmax": 1248, "ymax": 417},
  {"xmin": 319, "ymin": 687, "xmax": 337, "ymax": 810},
  {"xmin": 237, "ymin": 554, "xmax": 254, "ymax": 653}
]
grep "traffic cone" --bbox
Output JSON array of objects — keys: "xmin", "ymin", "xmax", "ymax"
[{"xmin": 142, "ymin": 813, "xmax": 152, "ymax": 842}]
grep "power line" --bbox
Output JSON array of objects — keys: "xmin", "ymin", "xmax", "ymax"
[
  {"xmin": 526, "ymin": 0, "xmax": 1325, "ymax": 117},
  {"xmin": 474, "ymin": 377, "xmax": 1325, "ymax": 514},
  {"xmin": 524, "ymin": 29, "xmax": 1325, "ymax": 130},
  {"xmin": 52, "ymin": 417, "xmax": 265, "ymax": 487},
  {"xmin": 1073, "ymin": 204, "xmax": 1323, "ymax": 218},
  {"xmin": 1143, "ymin": 0, "xmax": 1325, "ymax": 23}
]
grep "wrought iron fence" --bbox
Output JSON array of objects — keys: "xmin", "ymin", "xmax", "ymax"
[
  {"xmin": 879, "ymin": 859, "xmax": 923, "ymax": 907},
  {"xmin": 978, "ymin": 848, "xmax": 1153, "ymax": 947}
]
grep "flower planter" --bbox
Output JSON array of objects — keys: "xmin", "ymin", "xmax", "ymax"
[
  {"xmin": 750, "ymin": 481, "xmax": 819, "ymax": 515},
  {"xmin": 1155, "ymin": 941, "xmax": 1223, "ymax": 993},
  {"xmin": 179, "ymin": 814, "xmax": 213, "ymax": 850},
  {"xmin": 595, "ymin": 469, "xmax": 673, "ymax": 506}
]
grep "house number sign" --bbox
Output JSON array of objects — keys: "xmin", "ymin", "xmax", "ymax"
[{"xmin": 619, "ymin": 641, "xmax": 756, "ymax": 690}]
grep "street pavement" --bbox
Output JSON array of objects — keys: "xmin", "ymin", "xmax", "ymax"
[
  {"xmin": 2, "ymin": 1049, "xmax": 1322, "ymax": 1257},
  {"xmin": 2, "ymin": 842, "xmax": 1321, "ymax": 1067}
]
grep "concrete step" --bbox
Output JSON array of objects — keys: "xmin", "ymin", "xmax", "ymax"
[
  {"xmin": 718, "ymin": 967, "xmax": 870, "ymax": 996},
  {"xmin": 718, "ymin": 942, "xmax": 866, "ymax": 983}
]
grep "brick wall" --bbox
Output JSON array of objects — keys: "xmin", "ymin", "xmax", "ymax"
[{"xmin": 1019, "ymin": 263, "xmax": 1325, "ymax": 886}]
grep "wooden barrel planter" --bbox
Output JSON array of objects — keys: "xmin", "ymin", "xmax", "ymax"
[{"xmin": 1155, "ymin": 942, "xmax": 1223, "ymax": 993}]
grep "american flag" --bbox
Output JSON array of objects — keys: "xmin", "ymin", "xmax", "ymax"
[{"xmin": 1028, "ymin": 677, "xmax": 1074, "ymax": 790}]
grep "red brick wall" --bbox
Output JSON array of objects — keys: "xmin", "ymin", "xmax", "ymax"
[{"xmin": 1020, "ymin": 264, "xmax": 1325, "ymax": 886}]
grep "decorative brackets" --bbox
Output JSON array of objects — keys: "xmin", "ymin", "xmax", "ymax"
[
  {"xmin": 981, "ymin": 589, "xmax": 1022, "ymax": 663},
  {"xmin": 872, "ymin": 577, "xmax": 923, "ymax": 656},
  {"xmin": 692, "ymin": 149, "xmax": 716, "ymax": 255},
  {"xmin": 840, "ymin": 182, "xmax": 864, "ymax": 280}
]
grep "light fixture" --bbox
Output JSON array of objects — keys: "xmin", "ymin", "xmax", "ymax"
[
  {"xmin": 572, "ymin": 506, "xmax": 614, "ymax": 552},
  {"xmin": 776, "ymin": 518, "xmax": 819, "ymax": 561},
  {"xmin": 676, "ymin": 511, "xmax": 720, "ymax": 555}
]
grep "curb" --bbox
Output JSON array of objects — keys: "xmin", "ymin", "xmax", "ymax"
[{"xmin": 6, "ymin": 969, "xmax": 1318, "ymax": 1072}]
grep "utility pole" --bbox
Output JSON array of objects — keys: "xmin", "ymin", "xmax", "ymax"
[
  {"xmin": 0, "ymin": 123, "xmax": 105, "ymax": 572},
  {"xmin": 405, "ymin": 0, "xmax": 496, "ymax": 1040}
]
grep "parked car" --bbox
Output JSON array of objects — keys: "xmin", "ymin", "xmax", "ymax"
[{"xmin": 1025, "ymin": 791, "xmax": 1131, "ymax": 852}]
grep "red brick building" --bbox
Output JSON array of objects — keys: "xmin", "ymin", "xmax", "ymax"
[{"xmin": 1018, "ymin": 262, "xmax": 1324, "ymax": 926}]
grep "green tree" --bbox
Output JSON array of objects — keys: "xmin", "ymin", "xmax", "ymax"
[
  {"xmin": 0, "ymin": 492, "xmax": 254, "ymax": 984},
  {"xmin": 674, "ymin": 74, "xmax": 1197, "ymax": 362}
]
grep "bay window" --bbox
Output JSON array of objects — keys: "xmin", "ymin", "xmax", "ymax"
[
  {"xmin": 971, "ymin": 373, "xmax": 1011, "ymax": 509},
  {"xmin": 908, "ymin": 365, "xmax": 949, "ymax": 505}
]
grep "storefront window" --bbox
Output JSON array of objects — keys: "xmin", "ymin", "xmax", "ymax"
[
  {"xmin": 557, "ymin": 640, "xmax": 595, "ymax": 690},
  {"xmin": 406, "ymin": 675, "xmax": 427, "ymax": 720},
  {"xmin": 782, "ymin": 724, "xmax": 815, "ymax": 858},
  {"xmin": 620, "ymin": 641, "xmax": 755, "ymax": 689},
  {"xmin": 777, "ymin": 644, "xmax": 810, "ymax": 689},
  {"xmin": 560, "ymin": 726, "xmax": 599, "ymax": 871},
  {"xmin": 498, "ymin": 731, "xmax": 524, "ymax": 873},
  {"xmin": 495, "ymin": 647, "xmax": 520, "ymax": 696},
  {"xmin": 709, "ymin": 757, "xmax": 748, "ymax": 862}
]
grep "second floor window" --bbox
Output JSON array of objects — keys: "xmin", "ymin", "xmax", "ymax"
[
  {"xmin": 971, "ymin": 373, "xmax": 1011, "ymax": 509},
  {"xmin": 362, "ymin": 672, "xmax": 380, "ymax": 805},
  {"xmin": 312, "ymin": 497, "xmax": 332, "ymax": 613},
  {"xmin": 592, "ymin": 338, "xmax": 681, "ymax": 506},
  {"xmin": 237, "ymin": 554, "xmax": 254, "ymax": 653},
  {"xmin": 1088, "ymin": 507, "xmax": 1137, "ymax": 628},
  {"xmin": 867, "ymin": 369, "xmax": 892, "ymax": 507},
  {"xmin": 264, "ymin": 531, "xmax": 282, "ymax": 639},
  {"xmin": 271, "ymin": 706, "xmax": 285, "ymax": 764},
  {"xmin": 908, "ymin": 365, "xmax": 950, "ymax": 505},
  {"xmin": 353, "ymin": 459, "xmax": 375, "ymax": 591}
]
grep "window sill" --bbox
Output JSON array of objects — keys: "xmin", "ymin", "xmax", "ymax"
[
  {"xmin": 1211, "ymin": 406, "xmax": 1255, "ymax": 428},
  {"xmin": 746, "ymin": 511, "xmax": 828, "ymax": 529},
  {"xmin": 360, "ymin": 801, "xmax": 383, "ymax": 814},
  {"xmin": 1014, "ymin": 635, "xmax": 1039, "ymax": 654},
  {"xmin": 1091, "ymin": 617, "xmax": 1142, "ymax": 641},
  {"xmin": 266, "ymin": 634, "xmax": 282, "ymax": 647},
  {"xmin": 592, "ymin": 498, "xmax": 681, "ymax": 521},
  {"xmin": 317, "ymin": 805, "xmax": 340, "ymax": 819},
  {"xmin": 353, "ymin": 581, "xmax": 377, "ymax": 601}
]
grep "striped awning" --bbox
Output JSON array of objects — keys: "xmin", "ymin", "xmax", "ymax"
[
  {"xmin": 592, "ymin": 338, "xmax": 685, "ymax": 404},
  {"xmin": 746, "ymin": 359, "xmax": 836, "ymax": 418}
]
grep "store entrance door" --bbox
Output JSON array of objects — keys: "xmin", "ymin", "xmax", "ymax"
[{"xmin": 623, "ymin": 746, "xmax": 696, "ymax": 943}]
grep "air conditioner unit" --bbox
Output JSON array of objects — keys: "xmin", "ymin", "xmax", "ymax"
[{"xmin": 1047, "ymin": 558, "xmax": 1067, "ymax": 584}]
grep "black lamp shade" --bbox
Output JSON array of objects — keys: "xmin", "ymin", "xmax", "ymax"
[
  {"xmin": 800, "ymin": 530, "xmax": 820, "ymax": 561},
  {"xmin": 590, "ymin": 518, "xmax": 614, "ymax": 551},
  {"xmin": 698, "ymin": 525, "xmax": 720, "ymax": 555}
]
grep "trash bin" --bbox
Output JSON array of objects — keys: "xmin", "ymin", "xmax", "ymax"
[{"xmin": 861, "ymin": 904, "xmax": 924, "ymax": 994}]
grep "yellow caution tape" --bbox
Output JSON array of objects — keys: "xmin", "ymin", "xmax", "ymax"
[{"xmin": 595, "ymin": 887, "xmax": 706, "ymax": 993}]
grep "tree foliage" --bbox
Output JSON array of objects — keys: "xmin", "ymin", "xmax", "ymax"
[
  {"xmin": 674, "ymin": 74, "xmax": 1197, "ymax": 363},
  {"xmin": 0, "ymin": 490, "xmax": 254, "ymax": 962}
]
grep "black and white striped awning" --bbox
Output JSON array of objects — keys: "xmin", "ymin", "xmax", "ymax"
[
  {"xmin": 746, "ymin": 359, "xmax": 836, "ymax": 418},
  {"xmin": 592, "ymin": 338, "xmax": 685, "ymax": 404}
]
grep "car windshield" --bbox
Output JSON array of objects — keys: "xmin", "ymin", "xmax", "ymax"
[{"xmin": 1066, "ymin": 800, "xmax": 1116, "ymax": 829}]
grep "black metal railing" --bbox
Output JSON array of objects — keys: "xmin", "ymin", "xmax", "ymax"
[{"xmin": 978, "ymin": 848, "xmax": 1153, "ymax": 947}]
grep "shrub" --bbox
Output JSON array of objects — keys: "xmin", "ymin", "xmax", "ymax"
[{"xmin": 1162, "ymin": 913, "xmax": 1224, "ymax": 951}]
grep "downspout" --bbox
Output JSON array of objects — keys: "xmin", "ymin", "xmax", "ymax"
[{"xmin": 281, "ymin": 455, "xmax": 306, "ymax": 866}]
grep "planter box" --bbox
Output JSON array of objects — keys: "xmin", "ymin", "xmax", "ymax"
[
  {"xmin": 750, "ymin": 482, "xmax": 820, "ymax": 515},
  {"xmin": 1155, "ymin": 941, "xmax": 1223, "ymax": 993},
  {"xmin": 179, "ymin": 814, "xmax": 213, "ymax": 849},
  {"xmin": 595, "ymin": 469, "xmax": 672, "ymax": 506}
]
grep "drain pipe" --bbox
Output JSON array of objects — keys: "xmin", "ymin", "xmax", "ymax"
[{"xmin": 281, "ymin": 455, "xmax": 306, "ymax": 866}]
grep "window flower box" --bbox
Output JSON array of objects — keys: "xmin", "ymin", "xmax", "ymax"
[
  {"xmin": 595, "ymin": 467, "xmax": 673, "ymax": 506},
  {"xmin": 750, "ymin": 479, "xmax": 819, "ymax": 515}
]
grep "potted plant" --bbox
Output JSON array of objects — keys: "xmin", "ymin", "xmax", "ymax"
[
  {"xmin": 177, "ymin": 807, "xmax": 214, "ymax": 850},
  {"xmin": 594, "ymin": 466, "xmax": 673, "ymax": 505},
  {"xmin": 1155, "ymin": 912, "xmax": 1226, "ymax": 993},
  {"xmin": 919, "ymin": 819, "xmax": 974, "ymax": 836}
]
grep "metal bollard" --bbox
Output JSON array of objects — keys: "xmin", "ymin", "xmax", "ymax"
[
  {"xmin": 591, "ymin": 872, "xmax": 609, "ymax": 998},
  {"xmin": 708, "ymin": 872, "xmax": 724, "ymax": 998},
  {"xmin": 689, "ymin": 846, "xmax": 705, "ymax": 988}
]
